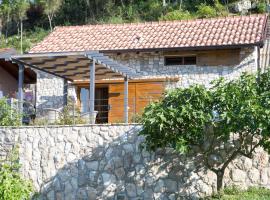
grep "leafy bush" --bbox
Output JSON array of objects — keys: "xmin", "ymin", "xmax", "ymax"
[
  {"xmin": 0, "ymin": 98, "xmax": 21, "ymax": 126},
  {"xmin": 256, "ymin": 2, "xmax": 267, "ymax": 13},
  {"xmin": 57, "ymin": 99, "xmax": 86, "ymax": 125},
  {"xmin": 0, "ymin": 146, "xmax": 33, "ymax": 200},
  {"xmin": 140, "ymin": 70, "xmax": 270, "ymax": 192},
  {"xmin": 196, "ymin": 3, "xmax": 217, "ymax": 18},
  {"xmin": 160, "ymin": 10, "xmax": 193, "ymax": 21}
]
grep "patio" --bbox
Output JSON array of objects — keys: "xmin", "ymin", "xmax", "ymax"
[{"xmin": 11, "ymin": 51, "xmax": 138, "ymax": 124}]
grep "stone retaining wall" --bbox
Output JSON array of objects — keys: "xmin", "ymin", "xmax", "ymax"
[{"xmin": 0, "ymin": 125, "xmax": 269, "ymax": 199}]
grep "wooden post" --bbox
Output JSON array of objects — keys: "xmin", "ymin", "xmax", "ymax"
[
  {"xmin": 124, "ymin": 77, "xmax": 129, "ymax": 123},
  {"xmin": 89, "ymin": 60, "xmax": 95, "ymax": 124},
  {"xmin": 18, "ymin": 64, "xmax": 24, "ymax": 124}
]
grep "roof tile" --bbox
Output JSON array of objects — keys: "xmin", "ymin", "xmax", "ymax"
[{"xmin": 30, "ymin": 15, "xmax": 268, "ymax": 53}]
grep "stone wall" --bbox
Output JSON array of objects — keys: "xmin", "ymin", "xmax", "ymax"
[
  {"xmin": 0, "ymin": 125, "xmax": 269, "ymax": 199},
  {"xmin": 108, "ymin": 47, "xmax": 257, "ymax": 88},
  {"xmin": 36, "ymin": 71, "xmax": 64, "ymax": 110}
]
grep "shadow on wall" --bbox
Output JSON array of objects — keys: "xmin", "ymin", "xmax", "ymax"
[
  {"xmin": 36, "ymin": 95, "xmax": 64, "ymax": 116},
  {"xmin": 31, "ymin": 126, "xmax": 213, "ymax": 200}
]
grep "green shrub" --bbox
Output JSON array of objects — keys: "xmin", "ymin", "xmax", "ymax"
[
  {"xmin": 196, "ymin": 3, "xmax": 217, "ymax": 18},
  {"xmin": 0, "ymin": 146, "xmax": 33, "ymax": 200},
  {"xmin": 160, "ymin": 10, "xmax": 193, "ymax": 21},
  {"xmin": 0, "ymin": 98, "xmax": 21, "ymax": 126},
  {"xmin": 57, "ymin": 99, "xmax": 86, "ymax": 125},
  {"xmin": 257, "ymin": 2, "xmax": 267, "ymax": 13}
]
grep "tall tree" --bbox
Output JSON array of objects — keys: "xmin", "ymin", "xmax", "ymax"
[
  {"xmin": 42, "ymin": 0, "xmax": 62, "ymax": 32},
  {"xmin": 13, "ymin": 0, "xmax": 30, "ymax": 53},
  {"xmin": 0, "ymin": 0, "xmax": 14, "ymax": 44}
]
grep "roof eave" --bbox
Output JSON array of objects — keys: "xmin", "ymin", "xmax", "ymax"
[{"xmin": 99, "ymin": 43, "xmax": 265, "ymax": 53}]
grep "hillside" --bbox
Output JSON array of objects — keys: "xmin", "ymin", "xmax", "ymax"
[{"xmin": 0, "ymin": 0, "xmax": 267, "ymax": 53}]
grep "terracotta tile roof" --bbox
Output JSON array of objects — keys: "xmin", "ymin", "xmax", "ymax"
[{"xmin": 30, "ymin": 14, "xmax": 268, "ymax": 53}]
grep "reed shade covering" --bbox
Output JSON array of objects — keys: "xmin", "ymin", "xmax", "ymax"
[{"xmin": 11, "ymin": 51, "xmax": 138, "ymax": 81}]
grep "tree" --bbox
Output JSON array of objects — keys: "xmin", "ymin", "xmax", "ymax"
[
  {"xmin": 13, "ymin": 0, "xmax": 30, "ymax": 53},
  {"xmin": 40, "ymin": 0, "xmax": 62, "ymax": 32},
  {"xmin": 140, "ymin": 71, "xmax": 270, "ymax": 193},
  {"xmin": 160, "ymin": 9, "xmax": 193, "ymax": 21},
  {"xmin": 0, "ymin": 0, "xmax": 13, "ymax": 44},
  {"xmin": 196, "ymin": 3, "xmax": 217, "ymax": 18}
]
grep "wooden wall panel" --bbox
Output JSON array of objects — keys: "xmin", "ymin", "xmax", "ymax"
[
  {"xmin": 135, "ymin": 82, "xmax": 164, "ymax": 114},
  {"xmin": 164, "ymin": 49, "xmax": 241, "ymax": 66},
  {"xmin": 109, "ymin": 83, "xmax": 136, "ymax": 123},
  {"xmin": 108, "ymin": 82, "xmax": 164, "ymax": 123}
]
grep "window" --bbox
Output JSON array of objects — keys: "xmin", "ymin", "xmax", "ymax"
[{"xmin": 165, "ymin": 56, "xmax": 196, "ymax": 66}]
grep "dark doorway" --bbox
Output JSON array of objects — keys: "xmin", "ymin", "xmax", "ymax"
[{"xmin": 95, "ymin": 87, "xmax": 109, "ymax": 123}]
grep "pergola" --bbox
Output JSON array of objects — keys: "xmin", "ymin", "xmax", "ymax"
[{"xmin": 11, "ymin": 51, "xmax": 138, "ymax": 124}]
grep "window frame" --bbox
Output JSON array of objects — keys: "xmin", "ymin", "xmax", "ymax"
[{"xmin": 164, "ymin": 55, "xmax": 197, "ymax": 66}]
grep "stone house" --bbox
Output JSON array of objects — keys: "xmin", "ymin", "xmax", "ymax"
[{"xmin": 11, "ymin": 14, "xmax": 270, "ymax": 123}]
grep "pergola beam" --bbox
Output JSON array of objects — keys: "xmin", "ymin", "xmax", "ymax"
[{"xmin": 11, "ymin": 58, "xmax": 73, "ymax": 81}]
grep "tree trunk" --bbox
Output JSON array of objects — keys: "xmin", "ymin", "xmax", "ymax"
[
  {"xmin": 216, "ymin": 170, "xmax": 225, "ymax": 192},
  {"xmin": 48, "ymin": 15, "xmax": 53, "ymax": 32},
  {"xmin": 179, "ymin": 0, "xmax": 183, "ymax": 10},
  {"xmin": 20, "ymin": 20, "xmax": 23, "ymax": 54},
  {"xmin": 163, "ymin": 0, "xmax": 167, "ymax": 7},
  {"xmin": 0, "ymin": 19, "xmax": 2, "ymax": 47},
  {"xmin": 5, "ymin": 13, "xmax": 10, "ymax": 44}
]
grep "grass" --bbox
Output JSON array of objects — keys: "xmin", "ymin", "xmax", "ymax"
[{"xmin": 208, "ymin": 187, "xmax": 270, "ymax": 200}]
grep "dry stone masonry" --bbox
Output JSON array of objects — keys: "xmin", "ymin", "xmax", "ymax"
[
  {"xmin": 0, "ymin": 125, "xmax": 270, "ymax": 199},
  {"xmin": 108, "ymin": 47, "xmax": 257, "ymax": 88}
]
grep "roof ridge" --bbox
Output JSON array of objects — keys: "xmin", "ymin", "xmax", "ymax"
[{"xmin": 54, "ymin": 14, "xmax": 267, "ymax": 30}]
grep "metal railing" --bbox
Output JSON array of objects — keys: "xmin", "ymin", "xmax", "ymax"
[{"xmin": 2, "ymin": 95, "xmax": 163, "ymax": 125}]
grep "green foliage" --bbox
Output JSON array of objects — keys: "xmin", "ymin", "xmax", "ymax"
[
  {"xmin": 0, "ymin": 98, "xmax": 21, "ymax": 126},
  {"xmin": 57, "ymin": 99, "xmax": 86, "ymax": 125},
  {"xmin": 140, "ymin": 71, "xmax": 270, "ymax": 154},
  {"xmin": 39, "ymin": 0, "xmax": 63, "ymax": 31},
  {"xmin": 256, "ymin": 2, "xmax": 267, "ymax": 13},
  {"xmin": 0, "ymin": 28, "xmax": 49, "ymax": 52},
  {"xmin": 13, "ymin": 0, "xmax": 30, "ymax": 21},
  {"xmin": 196, "ymin": 3, "xmax": 218, "ymax": 18},
  {"xmin": 140, "ymin": 70, "xmax": 270, "ymax": 191},
  {"xmin": 160, "ymin": 10, "xmax": 193, "ymax": 21},
  {"xmin": 196, "ymin": 0, "xmax": 228, "ymax": 18},
  {"xmin": 140, "ymin": 84, "xmax": 213, "ymax": 152},
  {"xmin": 209, "ymin": 186, "xmax": 270, "ymax": 200},
  {"xmin": 0, "ymin": 146, "xmax": 33, "ymax": 200}
]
